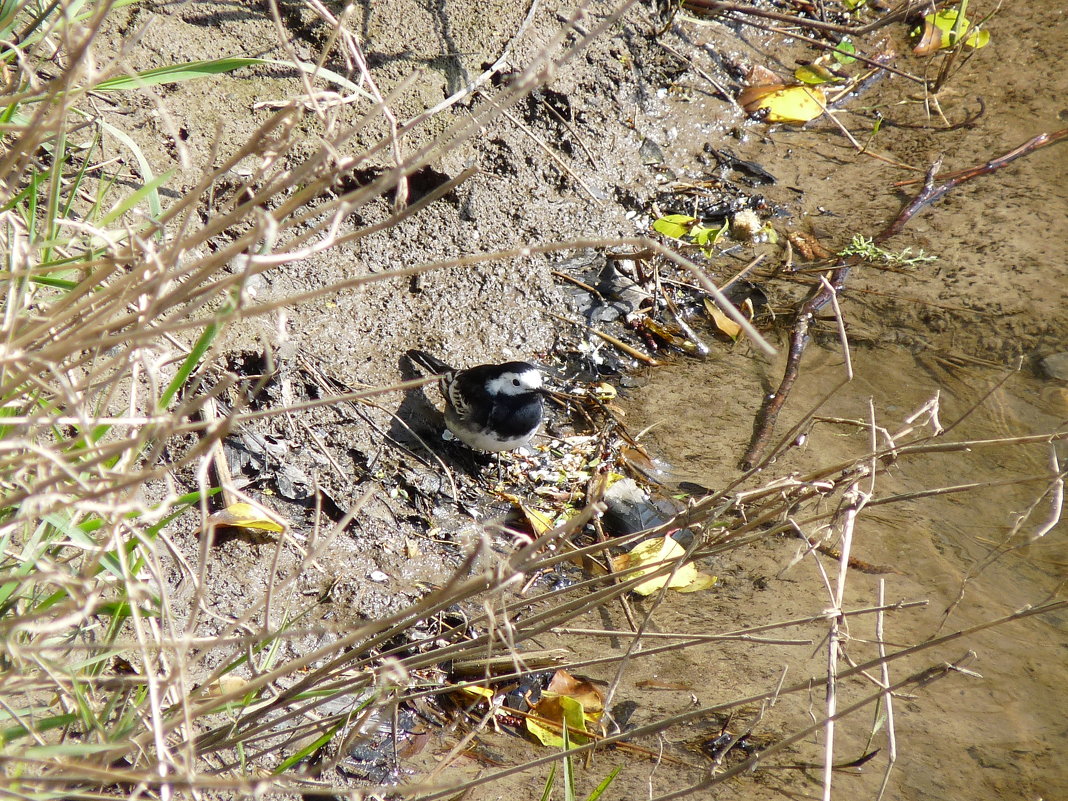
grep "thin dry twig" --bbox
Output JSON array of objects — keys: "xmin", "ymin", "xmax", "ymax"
[{"xmin": 875, "ymin": 579, "xmax": 898, "ymax": 801}]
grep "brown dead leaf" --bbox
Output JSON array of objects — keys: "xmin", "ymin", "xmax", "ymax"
[
  {"xmin": 787, "ymin": 230, "xmax": 834, "ymax": 261},
  {"xmin": 704, "ymin": 298, "xmax": 742, "ymax": 341},
  {"xmin": 546, "ymin": 669, "xmax": 604, "ymax": 717},
  {"xmin": 912, "ymin": 19, "xmax": 944, "ymax": 55},
  {"xmin": 744, "ymin": 64, "xmax": 781, "ymax": 87}
]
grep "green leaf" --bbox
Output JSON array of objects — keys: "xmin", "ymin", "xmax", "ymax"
[
  {"xmin": 652, "ymin": 214, "xmax": 695, "ymax": 239},
  {"xmin": 526, "ymin": 695, "xmax": 587, "ymax": 748},
  {"xmin": 926, "ymin": 9, "xmax": 990, "ymax": 50},
  {"xmin": 693, "ymin": 220, "xmax": 729, "ymax": 256},
  {"xmin": 691, "ymin": 225, "xmax": 712, "ymax": 246},
  {"xmin": 794, "ymin": 64, "xmax": 835, "ymax": 85},
  {"xmin": 832, "ymin": 40, "xmax": 857, "ymax": 64},
  {"xmin": 95, "ymin": 57, "xmax": 264, "ymax": 91}
]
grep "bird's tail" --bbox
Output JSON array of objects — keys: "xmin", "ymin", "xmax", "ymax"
[{"xmin": 406, "ymin": 349, "xmax": 453, "ymax": 375}]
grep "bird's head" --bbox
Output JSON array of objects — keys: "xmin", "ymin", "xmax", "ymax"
[{"xmin": 486, "ymin": 362, "xmax": 543, "ymax": 397}]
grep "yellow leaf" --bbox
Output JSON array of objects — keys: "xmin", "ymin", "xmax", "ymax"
[
  {"xmin": 704, "ymin": 298, "xmax": 742, "ymax": 341},
  {"xmin": 527, "ymin": 693, "xmax": 588, "ymax": 747},
  {"xmin": 520, "ymin": 503, "xmax": 556, "ymax": 536},
  {"xmin": 590, "ymin": 381, "xmax": 617, "ymax": 400},
  {"xmin": 743, "ymin": 85, "xmax": 825, "ymax": 124},
  {"xmin": 675, "ymin": 572, "xmax": 717, "ymax": 593},
  {"xmin": 611, "ymin": 536, "xmax": 717, "ymax": 596},
  {"xmin": 460, "ymin": 684, "xmax": 495, "ymax": 700},
  {"xmin": 913, "ymin": 10, "xmax": 990, "ymax": 55},
  {"xmin": 205, "ymin": 502, "xmax": 284, "ymax": 533},
  {"xmin": 615, "ymin": 540, "xmax": 704, "ymax": 598}
]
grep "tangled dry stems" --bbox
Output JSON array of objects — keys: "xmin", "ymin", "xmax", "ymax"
[{"xmin": 0, "ymin": 1, "xmax": 1064, "ymax": 799}]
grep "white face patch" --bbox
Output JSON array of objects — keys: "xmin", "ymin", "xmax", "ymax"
[{"xmin": 486, "ymin": 367, "xmax": 542, "ymax": 397}]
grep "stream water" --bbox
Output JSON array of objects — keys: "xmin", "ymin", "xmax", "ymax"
[{"xmin": 626, "ymin": 343, "xmax": 1066, "ymax": 800}]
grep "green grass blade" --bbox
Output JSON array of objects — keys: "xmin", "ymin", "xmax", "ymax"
[
  {"xmin": 96, "ymin": 118, "xmax": 165, "ymax": 222},
  {"xmin": 97, "ymin": 170, "xmax": 172, "ymax": 229},
  {"xmin": 272, "ymin": 721, "xmax": 343, "ymax": 774},
  {"xmin": 585, "ymin": 765, "xmax": 622, "ymax": 801},
  {"xmin": 60, "ymin": 129, "xmax": 100, "ymax": 220},
  {"xmin": 24, "ymin": 166, "xmax": 40, "ymax": 240},
  {"xmin": 22, "ymin": 273, "xmax": 79, "ymax": 290},
  {"xmin": 0, "ymin": 519, "xmax": 53, "ymax": 609},
  {"xmin": 256, "ymin": 57, "xmax": 372, "ymax": 100},
  {"xmin": 562, "ymin": 726, "xmax": 575, "ymax": 801},
  {"xmin": 41, "ymin": 123, "xmax": 67, "ymax": 264},
  {"xmin": 0, "ymin": 0, "xmax": 20, "ymax": 39},
  {"xmin": 1, "ymin": 712, "xmax": 79, "ymax": 745},
  {"xmin": 46, "ymin": 512, "xmax": 123, "ymax": 579},
  {"xmin": 95, "ymin": 57, "xmax": 265, "ymax": 91},
  {"xmin": 93, "ymin": 55, "xmax": 373, "ymax": 102},
  {"xmin": 539, "ymin": 763, "xmax": 557, "ymax": 801},
  {"xmin": 158, "ymin": 309, "xmax": 225, "ymax": 410}
]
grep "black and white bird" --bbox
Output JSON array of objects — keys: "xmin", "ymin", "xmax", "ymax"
[{"xmin": 406, "ymin": 350, "xmax": 545, "ymax": 452}]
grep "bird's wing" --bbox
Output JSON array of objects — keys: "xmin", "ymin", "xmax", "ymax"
[{"xmin": 442, "ymin": 373, "xmax": 471, "ymax": 420}]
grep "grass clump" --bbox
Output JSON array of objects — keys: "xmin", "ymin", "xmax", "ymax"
[{"xmin": 0, "ymin": 0, "xmax": 642, "ymax": 795}]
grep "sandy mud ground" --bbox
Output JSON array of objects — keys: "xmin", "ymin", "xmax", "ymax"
[{"xmin": 79, "ymin": 0, "xmax": 1067, "ymax": 798}]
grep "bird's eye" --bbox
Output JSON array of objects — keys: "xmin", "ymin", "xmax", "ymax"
[{"xmin": 512, "ymin": 378, "xmax": 521, "ymax": 387}]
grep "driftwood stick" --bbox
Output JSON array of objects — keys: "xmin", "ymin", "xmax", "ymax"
[
  {"xmin": 680, "ymin": 0, "xmax": 921, "ymax": 35},
  {"xmin": 877, "ymin": 158, "xmax": 942, "ymax": 242},
  {"xmin": 741, "ymin": 262, "xmax": 851, "ymax": 469},
  {"xmin": 742, "ymin": 128, "xmax": 1067, "ymax": 469},
  {"xmin": 881, "ymin": 127, "xmax": 1068, "ymax": 239}
]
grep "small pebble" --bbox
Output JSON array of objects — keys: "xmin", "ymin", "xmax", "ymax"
[{"xmin": 1039, "ymin": 351, "xmax": 1068, "ymax": 381}]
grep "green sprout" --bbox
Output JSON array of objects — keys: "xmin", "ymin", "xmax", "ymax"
[
  {"xmin": 652, "ymin": 214, "xmax": 729, "ymax": 258},
  {"xmin": 838, "ymin": 235, "xmax": 937, "ymax": 268}
]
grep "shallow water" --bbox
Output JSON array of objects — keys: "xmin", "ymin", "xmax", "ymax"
[
  {"xmin": 427, "ymin": 3, "xmax": 1068, "ymax": 795},
  {"xmin": 625, "ymin": 343, "xmax": 1067, "ymax": 799},
  {"xmin": 596, "ymin": 3, "xmax": 1068, "ymax": 794}
]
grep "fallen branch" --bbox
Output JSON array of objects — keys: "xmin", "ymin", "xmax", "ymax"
[
  {"xmin": 680, "ymin": 0, "xmax": 922, "ymax": 36},
  {"xmin": 741, "ymin": 260, "xmax": 852, "ymax": 469},
  {"xmin": 741, "ymin": 128, "xmax": 1068, "ymax": 468},
  {"xmin": 882, "ymin": 127, "xmax": 1068, "ymax": 238}
]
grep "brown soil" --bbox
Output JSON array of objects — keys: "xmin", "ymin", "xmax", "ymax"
[{"xmin": 90, "ymin": 1, "xmax": 1067, "ymax": 798}]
